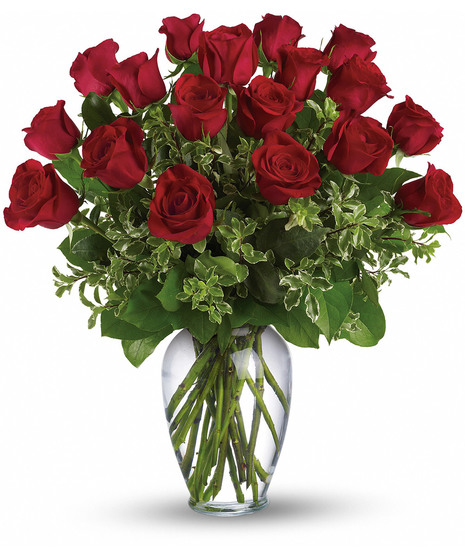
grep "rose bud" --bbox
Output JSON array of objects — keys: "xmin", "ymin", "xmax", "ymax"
[
  {"xmin": 275, "ymin": 45, "xmax": 329, "ymax": 101},
  {"xmin": 323, "ymin": 24, "xmax": 376, "ymax": 73},
  {"xmin": 159, "ymin": 14, "xmax": 204, "ymax": 61},
  {"xmin": 70, "ymin": 38, "xmax": 119, "ymax": 97},
  {"xmin": 148, "ymin": 164, "xmax": 215, "ymax": 244},
  {"xmin": 108, "ymin": 49, "xmax": 166, "ymax": 109},
  {"xmin": 81, "ymin": 117, "xmax": 148, "ymax": 189},
  {"xmin": 23, "ymin": 100, "xmax": 80, "ymax": 159},
  {"xmin": 253, "ymin": 13, "xmax": 304, "ymax": 62},
  {"xmin": 4, "ymin": 159, "xmax": 79, "ymax": 230},
  {"xmin": 395, "ymin": 163, "xmax": 462, "ymax": 227},
  {"xmin": 252, "ymin": 130, "xmax": 321, "ymax": 204},
  {"xmin": 387, "ymin": 95, "xmax": 443, "ymax": 156},
  {"xmin": 169, "ymin": 74, "xmax": 227, "ymax": 141},
  {"xmin": 236, "ymin": 75, "xmax": 303, "ymax": 139},
  {"xmin": 198, "ymin": 24, "xmax": 258, "ymax": 86},
  {"xmin": 327, "ymin": 55, "xmax": 392, "ymax": 115},
  {"xmin": 324, "ymin": 113, "xmax": 394, "ymax": 176}
]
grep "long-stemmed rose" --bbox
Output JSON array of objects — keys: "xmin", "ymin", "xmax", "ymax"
[
  {"xmin": 253, "ymin": 13, "xmax": 304, "ymax": 62},
  {"xmin": 395, "ymin": 163, "xmax": 462, "ymax": 226},
  {"xmin": 236, "ymin": 75, "xmax": 303, "ymax": 139},
  {"xmin": 324, "ymin": 113, "xmax": 394, "ymax": 175},
  {"xmin": 23, "ymin": 101, "xmax": 80, "ymax": 160},
  {"xmin": 159, "ymin": 14, "xmax": 204, "ymax": 61},
  {"xmin": 108, "ymin": 50, "xmax": 166, "ymax": 109},
  {"xmin": 252, "ymin": 130, "xmax": 321, "ymax": 204},
  {"xmin": 148, "ymin": 164, "xmax": 215, "ymax": 244},
  {"xmin": 387, "ymin": 96, "xmax": 443, "ymax": 156},
  {"xmin": 4, "ymin": 160, "xmax": 79, "ymax": 230},
  {"xmin": 169, "ymin": 74, "xmax": 227, "ymax": 141},
  {"xmin": 70, "ymin": 38, "xmax": 119, "ymax": 97},
  {"xmin": 198, "ymin": 24, "xmax": 258, "ymax": 86},
  {"xmin": 81, "ymin": 117, "xmax": 148, "ymax": 189}
]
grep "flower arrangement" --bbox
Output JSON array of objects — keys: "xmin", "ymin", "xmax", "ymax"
[{"xmin": 4, "ymin": 13, "xmax": 462, "ymax": 514}]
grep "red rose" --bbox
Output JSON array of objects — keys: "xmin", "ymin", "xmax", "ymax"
[
  {"xmin": 169, "ymin": 74, "xmax": 227, "ymax": 141},
  {"xmin": 108, "ymin": 50, "xmax": 166, "ymax": 109},
  {"xmin": 4, "ymin": 159, "xmax": 79, "ymax": 231},
  {"xmin": 70, "ymin": 39, "xmax": 119, "ymax": 97},
  {"xmin": 387, "ymin": 95, "xmax": 443, "ymax": 156},
  {"xmin": 159, "ymin": 14, "xmax": 204, "ymax": 61},
  {"xmin": 323, "ymin": 24, "xmax": 376, "ymax": 73},
  {"xmin": 236, "ymin": 76, "xmax": 303, "ymax": 139},
  {"xmin": 327, "ymin": 55, "xmax": 391, "ymax": 115},
  {"xmin": 275, "ymin": 46, "xmax": 329, "ymax": 101},
  {"xmin": 148, "ymin": 164, "xmax": 215, "ymax": 244},
  {"xmin": 324, "ymin": 113, "xmax": 394, "ymax": 176},
  {"xmin": 252, "ymin": 130, "xmax": 321, "ymax": 204},
  {"xmin": 198, "ymin": 24, "xmax": 258, "ymax": 86},
  {"xmin": 81, "ymin": 117, "xmax": 148, "ymax": 189},
  {"xmin": 23, "ymin": 101, "xmax": 80, "ymax": 160},
  {"xmin": 252, "ymin": 13, "xmax": 304, "ymax": 62},
  {"xmin": 395, "ymin": 163, "xmax": 462, "ymax": 227}
]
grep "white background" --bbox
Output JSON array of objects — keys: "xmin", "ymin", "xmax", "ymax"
[{"xmin": 1, "ymin": 1, "xmax": 464, "ymax": 556}]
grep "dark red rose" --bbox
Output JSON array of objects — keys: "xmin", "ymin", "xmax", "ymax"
[
  {"xmin": 169, "ymin": 74, "xmax": 227, "ymax": 141},
  {"xmin": 4, "ymin": 159, "xmax": 79, "ymax": 231},
  {"xmin": 323, "ymin": 24, "xmax": 376, "ymax": 73},
  {"xmin": 148, "ymin": 164, "xmax": 215, "ymax": 244},
  {"xmin": 395, "ymin": 163, "xmax": 462, "ymax": 227},
  {"xmin": 275, "ymin": 46, "xmax": 329, "ymax": 101},
  {"xmin": 253, "ymin": 13, "xmax": 304, "ymax": 62},
  {"xmin": 252, "ymin": 130, "xmax": 321, "ymax": 204},
  {"xmin": 387, "ymin": 95, "xmax": 443, "ymax": 156},
  {"xmin": 198, "ymin": 24, "xmax": 258, "ymax": 86},
  {"xmin": 70, "ymin": 39, "xmax": 119, "ymax": 97},
  {"xmin": 327, "ymin": 55, "xmax": 391, "ymax": 115},
  {"xmin": 236, "ymin": 76, "xmax": 303, "ymax": 139},
  {"xmin": 81, "ymin": 117, "xmax": 148, "ymax": 189},
  {"xmin": 159, "ymin": 14, "xmax": 204, "ymax": 61},
  {"xmin": 23, "ymin": 101, "xmax": 80, "ymax": 160},
  {"xmin": 108, "ymin": 50, "xmax": 166, "ymax": 109},
  {"xmin": 324, "ymin": 113, "xmax": 394, "ymax": 175}
]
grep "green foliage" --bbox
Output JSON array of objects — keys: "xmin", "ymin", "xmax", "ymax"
[{"xmin": 49, "ymin": 55, "xmax": 451, "ymax": 367}]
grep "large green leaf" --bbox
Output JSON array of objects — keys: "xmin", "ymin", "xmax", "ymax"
[
  {"xmin": 256, "ymin": 220, "xmax": 329, "ymax": 265},
  {"xmin": 122, "ymin": 326, "xmax": 173, "ymax": 368},
  {"xmin": 71, "ymin": 233, "xmax": 112, "ymax": 263},
  {"xmin": 82, "ymin": 92, "xmax": 117, "ymax": 130},
  {"xmin": 230, "ymin": 297, "xmax": 288, "ymax": 329},
  {"xmin": 356, "ymin": 168, "xmax": 420, "ymax": 195},
  {"xmin": 273, "ymin": 300, "xmax": 320, "ymax": 348},
  {"xmin": 341, "ymin": 294, "xmax": 386, "ymax": 347},
  {"xmin": 157, "ymin": 264, "xmax": 186, "ymax": 312},
  {"xmin": 181, "ymin": 306, "xmax": 218, "ymax": 344},
  {"xmin": 314, "ymin": 281, "xmax": 353, "ymax": 342},
  {"xmin": 100, "ymin": 309, "xmax": 154, "ymax": 340},
  {"xmin": 245, "ymin": 261, "xmax": 285, "ymax": 304},
  {"xmin": 58, "ymin": 229, "xmax": 96, "ymax": 272}
]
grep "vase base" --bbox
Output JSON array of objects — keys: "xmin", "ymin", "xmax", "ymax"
[{"xmin": 188, "ymin": 497, "xmax": 269, "ymax": 517}]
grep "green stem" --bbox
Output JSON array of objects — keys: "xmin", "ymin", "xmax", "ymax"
[
  {"xmin": 77, "ymin": 212, "xmax": 110, "ymax": 241},
  {"xmin": 247, "ymin": 361, "xmax": 263, "ymax": 487},
  {"xmin": 211, "ymin": 362, "xmax": 224, "ymax": 467},
  {"xmin": 180, "ymin": 404, "xmax": 203, "ymax": 480},
  {"xmin": 254, "ymin": 457, "xmax": 269, "ymax": 484},
  {"xmin": 244, "ymin": 373, "xmax": 280, "ymax": 451},
  {"xmin": 227, "ymin": 441, "xmax": 245, "ymax": 503},
  {"xmin": 261, "ymin": 356, "xmax": 290, "ymax": 414}
]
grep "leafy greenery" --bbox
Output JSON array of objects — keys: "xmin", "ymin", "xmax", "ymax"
[{"xmin": 50, "ymin": 75, "xmax": 448, "ymax": 366}]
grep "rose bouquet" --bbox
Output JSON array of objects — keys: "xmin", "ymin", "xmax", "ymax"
[{"xmin": 4, "ymin": 14, "xmax": 461, "ymax": 515}]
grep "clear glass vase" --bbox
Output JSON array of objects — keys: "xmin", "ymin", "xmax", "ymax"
[{"xmin": 161, "ymin": 325, "xmax": 292, "ymax": 516}]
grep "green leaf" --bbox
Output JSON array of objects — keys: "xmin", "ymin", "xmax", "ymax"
[
  {"xmin": 256, "ymin": 220, "xmax": 329, "ymax": 265},
  {"xmin": 245, "ymin": 261, "xmax": 285, "ymax": 305},
  {"xmin": 360, "ymin": 270, "xmax": 379, "ymax": 305},
  {"xmin": 273, "ymin": 299, "xmax": 320, "ymax": 348},
  {"xmin": 100, "ymin": 309, "xmax": 154, "ymax": 340},
  {"xmin": 53, "ymin": 153, "xmax": 112, "ymax": 198},
  {"xmin": 341, "ymin": 294, "xmax": 386, "ymax": 347},
  {"xmin": 71, "ymin": 233, "xmax": 112, "ymax": 263},
  {"xmin": 182, "ymin": 306, "xmax": 218, "ymax": 344},
  {"xmin": 122, "ymin": 326, "xmax": 173, "ymax": 368},
  {"xmin": 58, "ymin": 229, "xmax": 96, "ymax": 272},
  {"xmin": 314, "ymin": 281, "xmax": 353, "ymax": 342},
  {"xmin": 230, "ymin": 298, "xmax": 288, "ymax": 329},
  {"xmin": 122, "ymin": 279, "xmax": 177, "ymax": 332},
  {"xmin": 216, "ymin": 314, "xmax": 232, "ymax": 353},
  {"xmin": 82, "ymin": 92, "xmax": 116, "ymax": 130},
  {"xmin": 157, "ymin": 264, "xmax": 186, "ymax": 312},
  {"xmin": 356, "ymin": 168, "xmax": 420, "ymax": 196}
]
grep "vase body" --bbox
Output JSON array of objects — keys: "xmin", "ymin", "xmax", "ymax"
[{"xmin": 161, "ymin": 325, "xmax": 292, "ymax": 516}]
